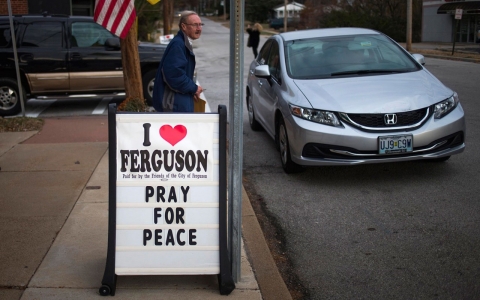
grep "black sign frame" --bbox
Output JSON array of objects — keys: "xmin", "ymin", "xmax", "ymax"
[{"xmin": 99, "ymin": 104, "xmax": 235, "ymax": 296}]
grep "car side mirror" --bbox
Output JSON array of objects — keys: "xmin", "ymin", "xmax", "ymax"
[
  {"xmin": 254, "ymin": 65, "xmax": 271, "ymax": 78},
  {"xmin": 105, "ymin": 37, "xmax": 121, "ymax": 50},
  {"xmin": 411, "ymin": 53, "xmax": 425, "ymax": 66}
]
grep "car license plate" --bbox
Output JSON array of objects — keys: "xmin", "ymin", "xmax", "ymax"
[{"xmin": 378, "ymin": 135, "xmax": 413, "ymax": 154}]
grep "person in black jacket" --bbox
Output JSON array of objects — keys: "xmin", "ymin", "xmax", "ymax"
[{"xmin": 246, "ymin": 23, "xmax": 263, "ymax": 58}]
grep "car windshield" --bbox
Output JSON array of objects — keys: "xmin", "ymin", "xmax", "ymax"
[{"xmin": 285, "ymin": 34, "xmax": 421, "ymax": 79}]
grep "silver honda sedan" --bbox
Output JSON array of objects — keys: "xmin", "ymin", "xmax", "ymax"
[{"xmin": 246, "ymin": 28, "xmax": 465, "ymax": 173}]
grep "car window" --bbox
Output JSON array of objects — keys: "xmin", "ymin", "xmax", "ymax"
[
  {"xmin": 0, "ymin": 23, "xmax": 12, "ymax": 48},
  {"xmin": 257, "ymin": 39, "xmax": 272, "ymax": 65},
  {"xmin": 374, "ymin": 40, "xmax": 412, "ymax": 67},
  {"xmin": 267, "ymin": 41, "xmax": 281, "ymax": 80},
  {"xmin": 21, "ymin": 22, "xmax": 63, "ymax": 48},
  {"xmin": 285, "ymin": 34, "xmax": 420, "ymax": 79},
  {"xmin": 71, "ymin": 22, "xmax": 115, "ymax": 47}
]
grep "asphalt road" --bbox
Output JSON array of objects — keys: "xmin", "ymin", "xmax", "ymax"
[
  {"xmin": 241, "ymin": 51, "xmax": 480, "ymax": 298},
  {"xmin": 20, "ymin": 18, "xmax": 480, "ymax": 299}
]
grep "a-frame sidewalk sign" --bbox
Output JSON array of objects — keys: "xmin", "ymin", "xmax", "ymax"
[{"xmin": 99, "ymin": 103, "xmax": 235, "ymax": 296}]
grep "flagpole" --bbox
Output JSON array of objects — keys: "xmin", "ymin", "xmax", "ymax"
[{"xmin": 7, "ymin": 0, "xmax": 26, "ymax": 117}]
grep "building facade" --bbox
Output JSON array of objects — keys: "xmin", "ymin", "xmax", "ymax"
[
  {"xmin": 272, "ymin": 1, "xmax": 305, "ymax": 19},
  {"xmin": 423, "ymin": 0, "xmax": 480, "ymax": 43}
]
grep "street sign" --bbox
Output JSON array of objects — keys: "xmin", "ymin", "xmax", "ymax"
[
  {"xmin": 455, "ymin": 8, "xmax": 463, "ymax": 20},
  {"xmin": 159, "ymin": 34, "xmax": 174, "ymax": 44}
]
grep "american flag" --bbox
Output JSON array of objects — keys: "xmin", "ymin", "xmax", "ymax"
[{"xmin": 94, "ymin": 0, "xmax": 136, "ymax": 39}]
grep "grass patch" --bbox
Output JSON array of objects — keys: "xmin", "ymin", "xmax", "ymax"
[{"xmin": 0, "ymin": 117, "xmax": 44, "ymax": 132}]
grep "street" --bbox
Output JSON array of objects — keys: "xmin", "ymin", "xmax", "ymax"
[{"xmin": 241, "ymin": 45, "xmax": 480, "ymax": 299}]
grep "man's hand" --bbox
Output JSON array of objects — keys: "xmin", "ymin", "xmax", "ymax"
[{"xmin": 194, "ymin": 85, "xmax": 204, "ymax": 102}]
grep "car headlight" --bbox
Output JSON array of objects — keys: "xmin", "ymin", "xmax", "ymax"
[
  {"xmin": 434, "ymin": 93, "xmax": 459, "ymax": 119},
  {"xmin": 289, "ymin": 104, "xmax": 342, "ymax": 127}
]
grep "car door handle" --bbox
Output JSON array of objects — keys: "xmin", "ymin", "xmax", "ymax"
[
  {"xmin": 20, "ymin": 54, "xmax": 34, "ymax": 62},
  {"xmin": 250, "ymin": 70, "xmax": 254, "ymax": 75},
  {"xmin": 258, "ymin": 80, "xmax": 263, "ymax": 87},
  {"xmin": 70, "ymin": 53, "xmax": 82, "ymax": 61}
]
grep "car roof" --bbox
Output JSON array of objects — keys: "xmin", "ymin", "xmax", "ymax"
[{"xmin": 278, "ymin": 27, "xmax": 381, "ymax": 42}]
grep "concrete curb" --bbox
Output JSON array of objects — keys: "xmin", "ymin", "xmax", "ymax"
[
  {"xmin": 242, "ymin": 186, "xmax": 293, "ymax": 300},
  {"xmin": 422, "ymin": 54, "xmax": 480, "ymax": 64}
]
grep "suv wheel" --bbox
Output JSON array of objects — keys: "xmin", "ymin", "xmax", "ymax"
[
  {"xmin": 0, "ymin": 78, "xmax": 23, "ymax": 116},
  {"xmin": 142, "ymin": 69, "xmax": 157, "ymax": 107}
]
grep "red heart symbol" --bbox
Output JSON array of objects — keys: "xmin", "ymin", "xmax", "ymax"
[{"xmin": 159, "ymin": 125, "xmax": 187, "ymax": 146}]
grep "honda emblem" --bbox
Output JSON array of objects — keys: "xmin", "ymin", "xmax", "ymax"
[{"xmin": 384, "ymin": 114, "xmax": 397, "ymax": 125}]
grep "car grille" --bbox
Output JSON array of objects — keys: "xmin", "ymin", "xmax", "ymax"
[
  {"xmin": 340, "ymin": 107, "xmax": 430, "ymax": 131},
  {"xmin": 302, "ymin": 131, "xmax": 464, "ymax": 160}
]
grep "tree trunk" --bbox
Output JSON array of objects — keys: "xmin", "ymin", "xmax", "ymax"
[
  {"xmin": 120, "ymin": 20, "xmax": 144, "ymax": 101},
  {"xmin": 163, "ymin": 0, "xmax": 172, "ymax": 35}
]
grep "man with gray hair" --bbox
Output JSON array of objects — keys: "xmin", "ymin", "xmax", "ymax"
[{"xmin": 153, "ymin": 11, "xmax": 204, "ymax": 112}]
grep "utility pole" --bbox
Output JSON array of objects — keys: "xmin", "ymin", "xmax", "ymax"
[
  {"xmin": 229, "ymin": 0, "xmax": 244, "ymax": 283},
  {"xmin": 406, "ymin": 0, "xmax": 412, "ymax": 51},
  {"xmin": 223, "ymin": 0, "xmax": 227, "ymax": 21}
]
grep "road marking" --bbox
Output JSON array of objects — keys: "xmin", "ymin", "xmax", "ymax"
[
  {"xmin": 24, "ymin": 99, "xmax": 57, "ymax": 118},
  {"xmin": 93, "ymin": 97, "xmax": 113, "ymax": 114}
]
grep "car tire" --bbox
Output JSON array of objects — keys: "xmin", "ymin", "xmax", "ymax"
[
  {"xmin": 0, "ymin": 78, "xmax": 23, "ymax": 117},
  {"xmin": 278, "ymin": 117, "xmax": 302, "ymax": 173},
  {"xmin": 142, "ymin": 69, "xmax": 157, "ymax": 107},
  {"xmin": 247, "ymin": 91, "xmax": 261, "ymax": 131}
]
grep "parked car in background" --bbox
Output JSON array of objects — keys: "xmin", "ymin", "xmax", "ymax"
[
  {"xmin": 246, "ymin": 27, "xmax": 466, "ymax": 173},
  {"xmin": 0, "ymin": 14, "xmax": 166, "ymax": 116},
  {"xmin": 269, "ymin": 18, "xmax": 299, "ymax": 30}
]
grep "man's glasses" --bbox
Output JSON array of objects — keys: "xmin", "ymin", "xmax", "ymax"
[{"xmin": 184, "ymin": 23, "xmax": 204, "ymax": 28}]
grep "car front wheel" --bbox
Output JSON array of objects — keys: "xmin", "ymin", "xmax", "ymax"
[
  {"xmin": 247, "ymin": 91, "xmax": 261, "ymax": 131},
  {"xmin": 0, "ymin": 78, "xmax": 23, "ymax": 117},
  {"xmin": 142, "ymin": 69, "xmax": 157, "ymax": 107},
  {"xmin": 278, "ymin": 117, "xmax": 302, "ymax": 173}
]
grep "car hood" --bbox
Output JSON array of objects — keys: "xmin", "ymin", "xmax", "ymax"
[{"xmin": 293, "ymin": 70, "xmax": 453, "ymax": 114}]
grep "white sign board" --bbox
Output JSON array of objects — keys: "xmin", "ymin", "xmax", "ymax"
[
  {"xmin": 455, "ymin": 9, "xmax": 463, "ymax": 20},
  {"xmin": 159, "ymin": 34, "xmax": 174, "ymax": 44},
  {"xmin": 114, "ymin": 114, "xmax": 220, "ymax": 275}
]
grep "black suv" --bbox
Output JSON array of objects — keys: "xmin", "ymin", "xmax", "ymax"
[{"xmin": 0, "ymin": 14, "xmax": 166, "ymax": 116}]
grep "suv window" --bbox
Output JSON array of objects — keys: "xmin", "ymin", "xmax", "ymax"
[
  {"xmin": 0, "ymin": 23, "xmax": 12, "ymax": 48},
  {"xmin": 71, "ymin": 22, "xmax": 115, "ymax": 47},
  {"xmin": 21, "ymin": 22, "xmax": 63, "ymax": 48}
]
